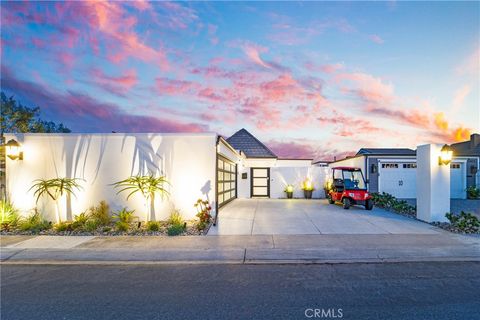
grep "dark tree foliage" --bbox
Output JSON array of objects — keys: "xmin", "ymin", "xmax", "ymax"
[{"xmin": 0, "ymin": 92, "xmax": 71, "ymax": 133}]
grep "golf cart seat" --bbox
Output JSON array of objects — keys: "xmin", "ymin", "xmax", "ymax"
[{"xmin": 344, "ymin": 178, "xmax": 354, "ymax": 189}]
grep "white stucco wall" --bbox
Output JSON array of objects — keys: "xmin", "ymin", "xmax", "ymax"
[
  {"xmin": 5, "ymin": 133, "xmax": 217, "ymax": 221},
  {"xmin": 416, "ymin": 144, "xmax": 450, "ymax": 222},
  {"xmin": 236, "ymin": 158, "xmax": 328, "ymax": 199},
  {"xmin": 270, "ymin": 165, "xmax": 329, "ymax": 198}
]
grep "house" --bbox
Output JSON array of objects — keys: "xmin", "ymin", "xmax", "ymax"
[
  {"xmin": 4, "ymin": 129, "xmax": 328, "ymax": 222},
  {"xmin": 329, "ymin": 134, "xmax": 480, "ymax": 199},
  {"xmin": 218, "ymin": 128, "xmax": 328, "ymax": 204}
]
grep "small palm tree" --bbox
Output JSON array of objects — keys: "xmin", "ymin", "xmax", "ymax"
[
  {"xmin": 113, "ymin": 175, "xmax": 170, "ymax": 221},
  {"xmin": 30, "ymin": 178, "xmax": 83, "ymax": 223}
]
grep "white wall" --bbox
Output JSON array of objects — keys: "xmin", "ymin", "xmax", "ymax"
[
  {"xmin": 236, "ymin": 158, "xmax": 328, "ymax": 199},
  {"xmin": 270, "ymin": 166, "xmax": 329, "ymax": 198},
  {"xmin": 5, "ymin": 133, "xmax": 217, "ymax": 221}
]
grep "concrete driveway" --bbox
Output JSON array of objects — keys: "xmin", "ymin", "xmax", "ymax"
[{"xmin": 208, "ymin": 199, "xmax": 441, "ymax": 235}]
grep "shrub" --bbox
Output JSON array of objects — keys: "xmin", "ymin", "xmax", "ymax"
[
  {"xmin": 167, "ymin": 223, "xmax": 185, "ymax": 236},
  {"xmin": 102, "ymin": 226, "xmax": 112, "ymax": 233},
  {"xmin": 54, "ymin": 221, "xmax": 72, "ymax": 232},
  {"xmin": 115, "ymin": 221, "xmax": 130, "ymax": 232},
  {"xmin": 446, "ymin": 211, "xmax": 480, "ymax": 233},
  {"xmin": 168, "ymin": 209, "xmax": 183, "ymax": 226},
  {"xmin": 0, "ymin": 200, "xmax": 21, "ymax": 231},
  {"xmin": 194, "ymin": 199, "xmax": 212, "ymax": 230},
  {"xmin": 19, "ymin": 210, "xmax": 51, "ymax": 232},
  {"xmin": 89, "ymin": 201, "xmax": 111, "ymax": 226},
  {"xmin": 146, "ymin": 221, "xmax": 160, "ymax": 232},
  {"xmin": 84, "ymin": 220, "xmax": 99, "ymax": 232},
  {"xmin": 466, "ymin": 186, "xmax": 480, "ymax": 199},
  {"xmin": 71, "ymin": 211, "xmax": 89, "ymax": 230},
  {"xmin": 113, "ymin": 208, "xmax": 136, "ymax": 224},
  {"xmin": 370, "ymin": 192, "xmax": 415, "ymax": 215}
]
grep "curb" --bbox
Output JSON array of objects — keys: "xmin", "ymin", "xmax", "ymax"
[{"xmin": 2, "ymin": 256, "xmax": 480, "ymax": 266}]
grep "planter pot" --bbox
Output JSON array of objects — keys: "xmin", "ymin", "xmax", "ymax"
[
  {"xmin": 303, "ymin": 190, "xmax": 313, "ymax": 199},
  {"xmin": 286, "ymin": 191, "xmax": 293, "ymax": 199}
]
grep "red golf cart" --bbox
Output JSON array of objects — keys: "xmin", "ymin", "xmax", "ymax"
[{"xmin": 324, "ymin": 167, "xmax": 373, "ymax": 210}]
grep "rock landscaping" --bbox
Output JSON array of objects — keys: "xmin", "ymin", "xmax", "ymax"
[{"xmin": 371, "ymin": 192, "xmax": 480, "ymax": 235}]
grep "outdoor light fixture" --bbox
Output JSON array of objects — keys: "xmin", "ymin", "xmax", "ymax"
[
  {"xmin": 438, "ymin": 144, "xmax": 453, "ymax": 166},
  {"xmin": 5, "ymin": 139, "xmax": 23, "ymax": 160},
  {"xmin": 286, "ymin": 185, "xmax": 294, "ymax": 193}
]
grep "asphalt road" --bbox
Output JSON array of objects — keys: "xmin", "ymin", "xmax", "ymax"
[{"xmin": 2, "ymin": 262, "xmax": 480, "ymax": 320}]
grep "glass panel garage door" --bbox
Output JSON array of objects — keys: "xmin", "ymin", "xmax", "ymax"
[{"xmin": 217, "ymin": 156, "xmax": 237, "ymax": 207}]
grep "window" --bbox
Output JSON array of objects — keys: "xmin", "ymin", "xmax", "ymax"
[
  {"xmin": 382, "ymin": 163, "xmax": 398, "ymax": 169},
  {"xmin": 402, "ymin": 163, "xmax": 417, "ymax": 169},
  {"xmin": 450, "ymin": 163, "xmax": 461, "ymax": 169},
  {"xmin": 342, "ymin": 170, "xmax": 366, "ymax": 190}
]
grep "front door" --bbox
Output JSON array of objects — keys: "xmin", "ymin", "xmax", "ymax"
[{"xmin": 251, "ymin": 168, "xmax": 270, "ymax": 197}]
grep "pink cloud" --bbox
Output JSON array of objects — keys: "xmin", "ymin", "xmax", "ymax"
[
  {"xmin": 90, "ymin": 68, "xmax": 137, "ymax": 95},
  {"xmin": 456, "ymin": 46, "xmax": 479, "ymax": 76},
  {"xmin": 1, "ymin": 65, "xmax": 206, "ymax": 133},
  {"xmin": 369, "ymin": 34, "xmax": 384, "ymax": 44},
  {"xmin": 335, "ymin": 72, "xmax": 395, "ymax": 106},
  {"xmin": 155, "ymin": 77, "xmax": 200, "ymax": 95},
  {"xmin": 452, "ymin": 84, "xmax": 472, "ymax": 112},
  {"xmin": 242, "ymin": 43, "xmax": 272, "ymax": 69}
]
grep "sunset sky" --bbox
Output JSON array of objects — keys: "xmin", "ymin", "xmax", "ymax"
[{"xmin": 1, "ymin": 1, "xmax": 479, "ymax": 160}]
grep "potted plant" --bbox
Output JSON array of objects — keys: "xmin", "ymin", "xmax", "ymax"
[
  {"xmin": 302, "ymin": 179, "xmax": 314, "ymax": 199},
  {"xmin": 284, "ymin": 185, "xmax": 294, "ymax": 199}
]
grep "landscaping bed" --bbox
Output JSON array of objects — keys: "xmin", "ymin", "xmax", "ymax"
[
  {"xmin": 371, "ymin": 192, "xmax": 480, "ymax": 234},
  {"xmin": 1, "ymin": 199, "xmax": 213, "ymax": 237}
]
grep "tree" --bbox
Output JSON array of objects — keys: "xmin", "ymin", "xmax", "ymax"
[
  {"xmin": 29, "ymin": 178, "xmax": 83, "ymax": 224},
  {"xmin": 0, "ymin": 92, "xmax": 71, "ymax": 134},
  {"xmin": 113, "ymin": 175, "xmax": 170, "ymax": 221}
]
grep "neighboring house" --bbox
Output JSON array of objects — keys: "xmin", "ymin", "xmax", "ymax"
[{"xmin": 329, "ymin": 134, "xmax": 480, "ymax": 199}]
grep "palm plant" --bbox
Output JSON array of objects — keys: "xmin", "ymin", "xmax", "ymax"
[
  {"xmin": 112, "ymin": 175, "xmax": 170, "ymax": 221},
  {"xmin": 29, "ymin": 177, "xmax": 83, "ymax": 223}
]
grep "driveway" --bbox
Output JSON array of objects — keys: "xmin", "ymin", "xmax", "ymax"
[{"xmin": 208, "ymin": 199, "xmax": 440, "ymax": 235}]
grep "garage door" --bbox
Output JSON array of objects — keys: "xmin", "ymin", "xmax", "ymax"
[
  {"xmin": 378, "ymin": 162, "xmax": 417, "ymax": 199},
  {"xmin": 450, "ymin": 162, "xmax": 466, "ymax": 199},
  {"xmin": 217, "ymin": 155, "xmax": 237, "ymax": 207}
]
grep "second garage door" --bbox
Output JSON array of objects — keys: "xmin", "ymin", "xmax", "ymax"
[{"xmin": 378, "ymin": 162, "xmax": 417, "ymax": 199}]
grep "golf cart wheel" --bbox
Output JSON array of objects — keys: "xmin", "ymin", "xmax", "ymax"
[
  {"xmin": 328, "ymin": 195, "xmax": 334, "ymax": 204},
  {"xmin": 365, "ymin": 199, "xmax": 373, "ymax": 211},
  {"xmin": 342, "ymin": 198, "xmax": 351, "ymax": 209}
]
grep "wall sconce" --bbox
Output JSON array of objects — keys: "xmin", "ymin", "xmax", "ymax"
[
  {"xmin": 370, "ymin": 163, "xmax": 377, "ymax": 174},
  {"xmin": 438, "ymin": 144, "xmax": 453, "ymax": 166},
  {"xmin": 5, "ymin": 139, "xmax": 23, "ymax": 160}
]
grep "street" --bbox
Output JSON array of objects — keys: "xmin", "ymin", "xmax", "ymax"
[{"xmin": 1, "ymin": 262, "xmax": 480, "ymax": 320}]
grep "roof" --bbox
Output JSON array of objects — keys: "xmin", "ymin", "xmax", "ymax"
[
  {"xmin": 450, "ymin": 134, "xmax": 480, "ymax": 157},
  {"xmin": 226, "ymin": 128, "xmax": 277, "ymax": 158},
  {"xmin": 332, "ymin": 166, "xmax": 362, "ymax": 171},
  {"xmin": 356, "ymin": 148, "xmax": 416, "ymax": 156}
]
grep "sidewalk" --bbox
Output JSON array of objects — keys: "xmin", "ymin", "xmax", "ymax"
[{"xmin": 1, "ymin": 233, "xmax": 480, "ymax": 264}]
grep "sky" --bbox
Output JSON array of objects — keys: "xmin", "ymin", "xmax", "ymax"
[{"xmin": 1, "ymin": 1, "xmax": 479, "ymax": 161}]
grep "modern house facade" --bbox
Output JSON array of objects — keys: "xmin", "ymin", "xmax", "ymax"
[
  {"xmin": 4, "ymin": 129, "xmax": 326, "ymax": 221},
  {"xmin": 329, "ymin": 134, "xmax": 480, "ymax": 199},
  {"xmin": 4, "ymin": 130, "xmax": 478, "ymax": 222}
]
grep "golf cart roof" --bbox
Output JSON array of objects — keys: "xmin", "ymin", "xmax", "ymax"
[{"xmin": 332, "ymin": 166, "xmax": 362, "ymax": 171}]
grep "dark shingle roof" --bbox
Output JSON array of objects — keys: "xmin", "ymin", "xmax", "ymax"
[
  {"xmin": 226, "ymin": 128, "xmax": 277, "ymax": 158},
  {"xmin": 450, "ymin": 134, "xmax": 480, "ymax": 156},
  {"xmin": 356, "ymin": 148, "xmax": 416, "ymax": 156}
]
